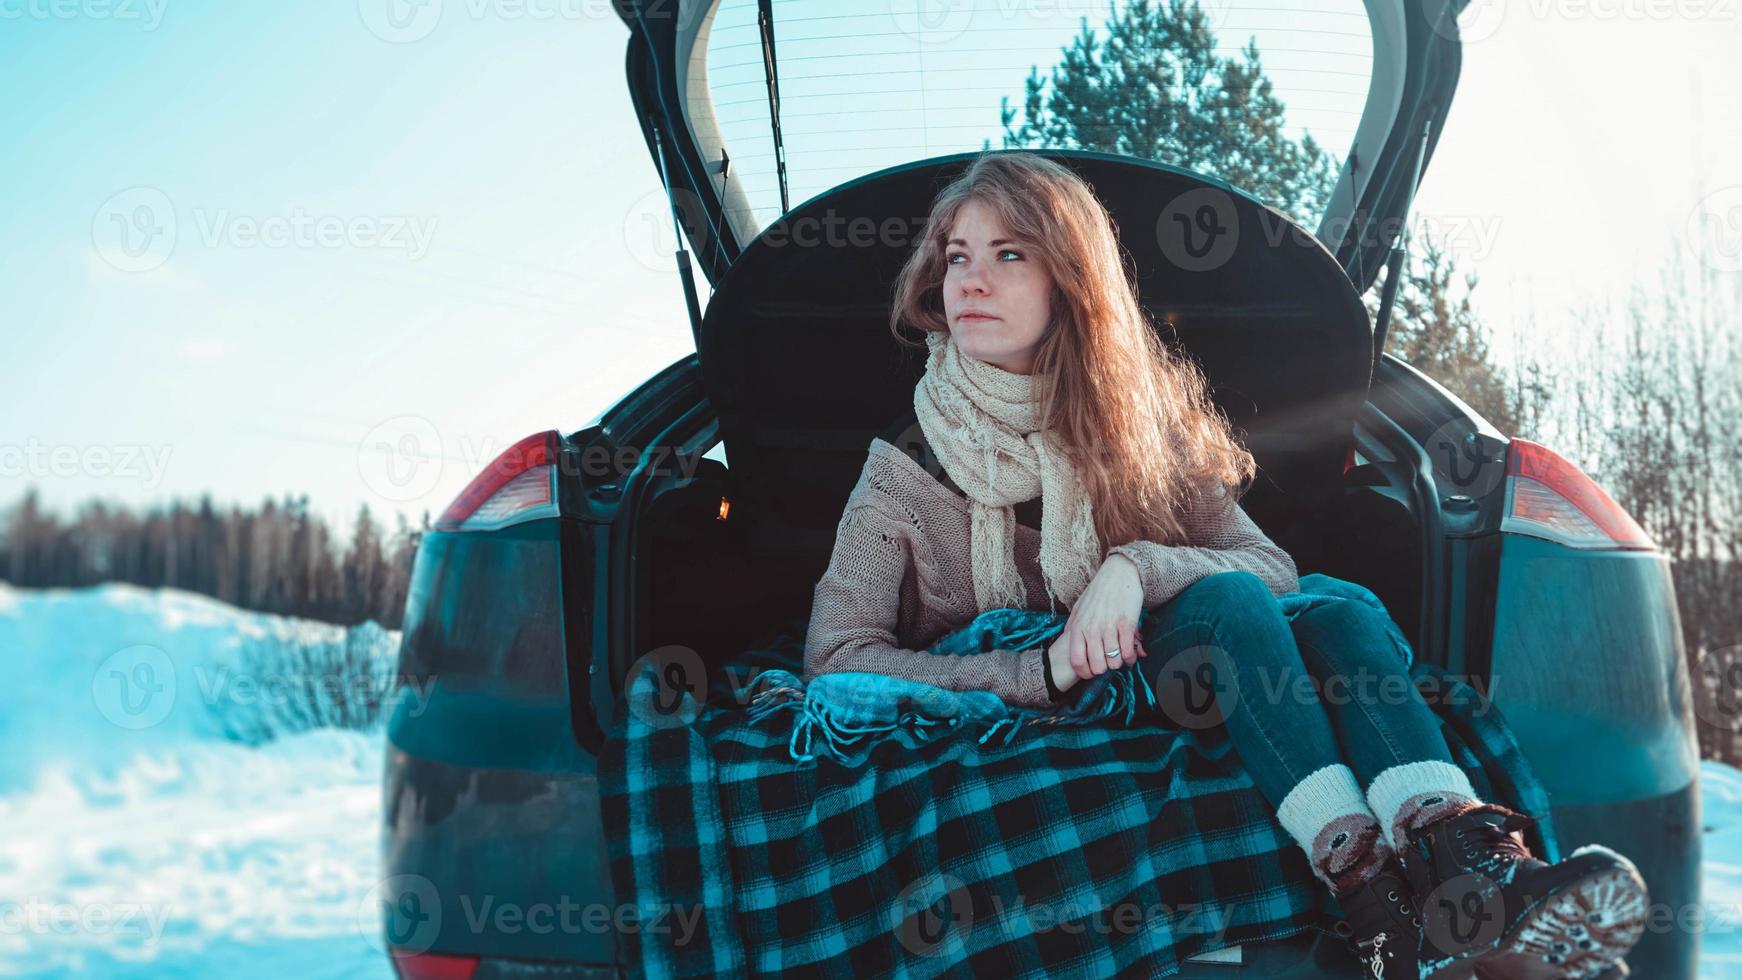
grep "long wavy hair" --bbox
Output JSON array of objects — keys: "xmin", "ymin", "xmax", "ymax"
[{"xmin": 888, "ymin": 150, "xmax": 1256, "ymax": 548}]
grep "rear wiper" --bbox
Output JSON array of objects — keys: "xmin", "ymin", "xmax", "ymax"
[
  {"xmin": 757, "ymin": 0, "xmax": 790, "ymax": 215},
  {"xmin": 1371, "ymin": 117, "xmax": 1434, "ymax": 378}
]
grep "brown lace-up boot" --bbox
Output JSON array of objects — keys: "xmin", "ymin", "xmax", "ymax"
[{"xmin": 1398, "ymin": 804, "xmax": 1649, "ymax": 979}]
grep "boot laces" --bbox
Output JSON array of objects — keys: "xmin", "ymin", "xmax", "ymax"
[{"xmin": 1461, "ymin": 812, "xmax": 1533, "ymax": 864}]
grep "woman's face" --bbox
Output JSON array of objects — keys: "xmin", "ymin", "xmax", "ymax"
[{"xmin": 941, "ymin": 198, "xmax": 1054, "ymax": 376}]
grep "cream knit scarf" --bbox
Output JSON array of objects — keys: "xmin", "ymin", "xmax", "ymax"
[{"xmin": 913, "ymin": 328, "xmax": 1104, "ymax": 614}]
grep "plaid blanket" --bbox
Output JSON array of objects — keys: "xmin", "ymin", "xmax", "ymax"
[
  {"xmin": 599, "ymin": 573, "xmax": 1561, "ymax": 978},
  {"xmin": 739, "ymin": 604, "xmax": 1165, "ymax": 768}
]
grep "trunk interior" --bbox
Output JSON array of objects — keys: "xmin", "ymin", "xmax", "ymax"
[
  {"xmin": 625, "ymin": 151, "xmax": 1426, "ymax": 689},
  {"xmin": 631, "ymin": 430, "xmax": 1425, "ymax": 683},
  {"xmin": 611, "ymin": 153, "xmax": 1430, "ymax": 974}
]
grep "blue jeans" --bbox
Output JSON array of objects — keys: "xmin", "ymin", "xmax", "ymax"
[{"xmin": 1131, "ymin": 570, "xmax": 1453, "ymax": 810}]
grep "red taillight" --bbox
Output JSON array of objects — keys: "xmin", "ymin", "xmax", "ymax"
[
  {"xmin": 435, "ymin": 429, "xmax": 560, "ymax": 531},
  {"xmin": 390, "ymin": 950, "xmax": 479, "ymax": 980},
  {"xmin": 1502, "ymin": 439, "xmax": 1655, "ymax": 550}
]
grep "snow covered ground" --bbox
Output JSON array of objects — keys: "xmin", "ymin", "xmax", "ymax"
[
  {"xmin": 0, "ymin": 583, "xmax": 397, "ymax": 979},
  {"xmin": 1698, "ymin": 757, "xmax": 1742, "ymax": 976},
  {"xmin": 0, "ymin": 582, "xmax": 1738, "ymax": 977}
]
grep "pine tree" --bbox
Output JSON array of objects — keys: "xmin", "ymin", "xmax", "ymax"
[
  {"xmin": 1000, "ymin": 1, "xmax": 1337, "ymax": 228},
  {"xmin": 1000, "ymin": 0, "xmax": 1518, "ymax": 428},
  {"xmin": 345, "ymin": 503, "xmax": 386, "ymax": 623},
  {"xmin": 1367, "ymin": 229, "xmax": 1520, "ymax": 432}
]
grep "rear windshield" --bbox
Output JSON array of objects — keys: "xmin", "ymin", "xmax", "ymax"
[{"xmin": 703, "ymin": 0, "xmax": 1373, "ymax": 237}]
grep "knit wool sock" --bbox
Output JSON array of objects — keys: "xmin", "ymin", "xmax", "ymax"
[
  {"xmin": 1276, "ymin": 763, "xmax": 1395, "ymax": 898},
  {"xmin": 1365, "ymin": 760, "xmax": 1485, "ymax": 851}
]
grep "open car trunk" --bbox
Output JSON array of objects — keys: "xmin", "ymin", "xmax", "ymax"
[
  {"xmin": 629, "ymin": 151, "xmax": 1426, "ymax": 681},
  {"xmin": 612, "ymin": 152, "xmax": 1437, "ymax": 974}
]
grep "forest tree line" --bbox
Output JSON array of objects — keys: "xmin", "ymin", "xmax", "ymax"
[{"xmin": 0, "ymin": 491, "xmax": 425, "ymax": 630}]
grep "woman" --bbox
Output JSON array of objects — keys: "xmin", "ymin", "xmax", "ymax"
[{"xmin": 801, "ymin": 150, "xmax": 1649, "ymax": 979}]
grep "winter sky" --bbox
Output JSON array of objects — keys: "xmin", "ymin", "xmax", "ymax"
[{"xmin": 3, "ymin": 0, "xmax": 1739, "ymax": 537}]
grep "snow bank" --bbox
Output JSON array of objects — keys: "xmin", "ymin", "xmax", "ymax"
[{"xmin": 0, "ymin": 584, "xmax": 398, "ymax": 978}]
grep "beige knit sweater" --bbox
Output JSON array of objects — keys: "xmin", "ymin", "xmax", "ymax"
[{"xmin": 802, "ymin": 435, "xmax": 1303, "ymax": 709}]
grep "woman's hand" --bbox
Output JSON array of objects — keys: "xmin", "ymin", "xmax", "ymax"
[{"xmin": 1047, "ymin": 552, "xmax": 1148, "ymax": 692}]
